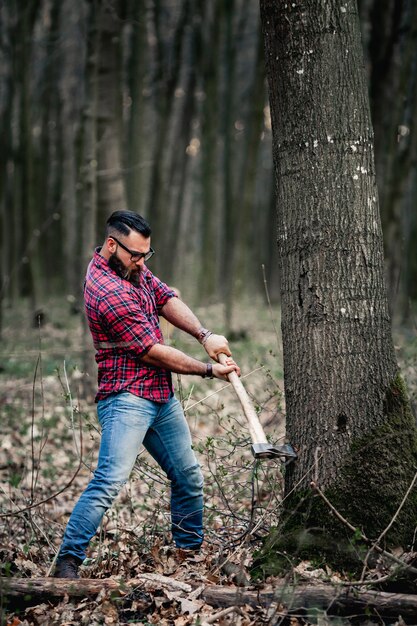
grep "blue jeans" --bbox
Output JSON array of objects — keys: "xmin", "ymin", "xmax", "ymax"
[{"xmin": 58, "ymin": 393, "xmax": 204, "ymax": 562}]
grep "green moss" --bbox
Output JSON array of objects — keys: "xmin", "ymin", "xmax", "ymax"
[
  {"xmin": 253, "ymin": 374, "xmax": 417, "ymax": 577},
  {"xmin": 334, "ymin": 374, "xmax": 417, "ymax": 544},
  {"xmin": 252, "ymin": 490, "xmax": 370, "ymax": 578}
]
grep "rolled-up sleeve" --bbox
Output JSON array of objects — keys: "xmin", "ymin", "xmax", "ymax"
[{"xmin": 147, "ymin": 271, "xmax": 178, "ymax": 312}]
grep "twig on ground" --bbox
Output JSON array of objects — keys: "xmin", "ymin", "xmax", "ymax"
[
  {"xmin": 30, "ymin": 354, "xmax": 40, "ymax": 504},
  {"xmin": 335, "ymin": 574, "xmax": 393, "ymax": 587},
  {"xmin": 63, "ymin": 360, "xmax": 81, "ymax": 460},
  {"xmin": 139, "ymin": 572, "xmax": 192, "ymax": 592},
  {"xmin": 200, "ymin": 605, "xmax": 242, "ymax": 624}
]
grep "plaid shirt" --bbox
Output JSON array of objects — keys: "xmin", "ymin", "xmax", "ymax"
[{"xmin": 84, "ymin": 249, "xmax": 177, "ymax": 403}]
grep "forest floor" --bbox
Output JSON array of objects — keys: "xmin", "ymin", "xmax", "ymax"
[{"xmin": 0, "ymin": 297, "xmax": 416, "ymax": 626}]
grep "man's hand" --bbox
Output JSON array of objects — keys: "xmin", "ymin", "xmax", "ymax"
[
  {"xmin": 212, "ymin": 357, "xmax": 241, "ymax": 381},
  {"xmin": 203, "ymin": 333, "xmax": 231, "ymax": 360}
]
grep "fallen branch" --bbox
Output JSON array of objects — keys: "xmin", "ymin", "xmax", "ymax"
[
  {"xmin": 2, "ymin": 577, "xmax": 417, "ymax": 618},
  {"xmin": 200, "ymin": 605, "xmax": 241, "ymax": 625},
  {"xmin": 0, "ymin": 573, "xmax": 191, "ymax": 602},
  {"xmin": 200, "ymin": 583, "xmax": 417, "ymax": 619}
]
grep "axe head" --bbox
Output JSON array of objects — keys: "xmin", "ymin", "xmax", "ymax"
[{"xmin": 251, "ymin": 442, "xmax": 297, "ymax": 462}]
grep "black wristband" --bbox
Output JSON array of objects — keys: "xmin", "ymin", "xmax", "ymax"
[{"xmin": 203, "ymin": 363, "xmax": 213, "ymax": 379}]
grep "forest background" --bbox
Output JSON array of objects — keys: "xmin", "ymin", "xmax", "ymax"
[{"xmin": 1, "ymin": 0, "xmax": 417, "ymax": 328}]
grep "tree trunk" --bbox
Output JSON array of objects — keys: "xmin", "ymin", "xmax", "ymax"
[
  {"xmin": 259, "ymin": 0, "xmax": 417, "ymax": 568},
  {"xmin": 0, "ymin": 2, "xmax": 14, "ymax": 336},
  {"xmin": 162, "ymin": 5, "xmax": 200, "ymax": 282},
  {"xmin": 79, "ymin": 0, "xmax": 101, "ymax": 400},
  {"xmin": 58, "ymin": 0, "xmax": 86, "ymax": 301},
  {"xmin": 96, "ymin": 0, "xmax": 127, "ymax": 224},
  {"xmin": 220, "ymin": 0, "xmax": 236, "ymax": 333},
  {"xmin": 126, "ymin": 0, "xmax": 148, "ymax": 216},
  {"xmin": 13, "ymin": 0, "xmax": 42, "ymax": 310},
  {"xmin": 231, "ymin": 22, "xmax": 266, "ymax": 297},
  {"xmin": 198, "ymin": 0, "xmax": 221, "ymax": 301},
  {"xmin": 365, "ymin": 0, "xmax": 417, "ymax": 319},
  {"xmin": 145, "ymin": 0, "xmax": 189, "ymax": 276}
]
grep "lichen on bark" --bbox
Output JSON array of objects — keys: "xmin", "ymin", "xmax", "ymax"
[{"xmin": 254, "ymin": 375, "xmax": 417, "ymax": 576}]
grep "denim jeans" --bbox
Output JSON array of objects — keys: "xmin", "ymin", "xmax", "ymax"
[{"xmin": 58, "ymin": 392, "xmax": 204, "ymax": 562}]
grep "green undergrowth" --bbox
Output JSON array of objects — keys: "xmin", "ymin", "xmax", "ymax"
[{"xmin": 253, "ymin": 374, "xmax": 417, "ymax": 578}]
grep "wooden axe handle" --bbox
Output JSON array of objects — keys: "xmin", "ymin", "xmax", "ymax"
[{"xmin": 218, "ymin": 353, "xmax": 268, "ymax": 445}]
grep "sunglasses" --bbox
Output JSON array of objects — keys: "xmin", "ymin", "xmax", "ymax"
[{"xmin": 111, "ymin": 236, "xmax": 155, "ymax": 262}]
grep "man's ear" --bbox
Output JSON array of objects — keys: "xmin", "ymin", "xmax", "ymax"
[{"xmin": 107, "ymin": 237, "xmax": 117, "ymax": 254}]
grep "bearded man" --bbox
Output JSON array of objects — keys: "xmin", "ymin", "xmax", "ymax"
[{"xmin": 53, "ymin": 210, "xmax": 240, "ymax": 578}]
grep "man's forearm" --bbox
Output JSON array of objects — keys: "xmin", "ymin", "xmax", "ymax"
[
  {"xmin": 142, "ymin": 342, "xmax": 241, "ymax": 381},
  {"xmin": 141, "ymin": 343, "xmax": 207, "ymax": 376},
  {"xmin": 160, "ymin": 297, "xmax": 203, "ymax": 339},
  {"xmin": 160, "ymin": 295, "xmax": 232, "ymax": 360}
]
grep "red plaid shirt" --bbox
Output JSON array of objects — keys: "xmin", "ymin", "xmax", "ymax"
[{"xmin": 84, "ymin": 249, "xmax": 177, "ymax": 403}]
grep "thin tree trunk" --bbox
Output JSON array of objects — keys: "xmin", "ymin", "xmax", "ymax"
[
  {"xmin": 0, "ymin": 2, "xmax": 14, "ymax": 335},
  {"xmin": 79, "ymin": 0, "xmax": 101, "ymax": 400},
  {"xmin": 59, "ymin": 0, "xmax": 86, "ymax": 301},
  {"xmin": 220, "ymin": 0, "xmax": 235, "ymax": 333},
  {"xmin": 145, "ymin": 0, "xmax": 189, "ymax": 276},
  {"xmin": 13, "ymin": 0, "xmax": 42, "ymax": 312},
  {"xmin": 367, "ymin": 0, "xmax": 417, "ymax": 318},
  {"xmin": 230, "ymin": 23, "xmax": 266, "ymax": 297},
  {"xmin": 96, "ymin": 0, "xmax": 127, "ymax": 223},
  {"xmin": 162, "ymin": 7, "xmax": 200, "ymax": 280},
  {"xmin": 199, "ymin": 0, "xmax": 221, "ymax": 300},
  {"xmin": 126, "ymin": 0, "xmax": 148, "ymax": 216}
]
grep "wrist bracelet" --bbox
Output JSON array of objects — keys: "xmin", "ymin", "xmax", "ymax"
[
  {"xmin": 202, "ymin": 363, "xmax": 213, "ymax": 379},
  {"xmin": 197, "ymin": 327, "xmax": 213, "ymax": 345}
]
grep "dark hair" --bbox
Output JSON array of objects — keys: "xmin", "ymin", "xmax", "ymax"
[{"xmin": 106, "ymin": 210, "xmax": 151, "ymax": 238}]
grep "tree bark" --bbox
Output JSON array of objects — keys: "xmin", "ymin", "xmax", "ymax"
[{"xmin": 259, "ymin": 0, "xmax": 417, "ymax": 560}]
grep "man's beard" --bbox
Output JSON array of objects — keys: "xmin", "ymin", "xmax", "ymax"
[{"xmin": 108, "ymin": 254, "xmax": 142, "ymax": 286}]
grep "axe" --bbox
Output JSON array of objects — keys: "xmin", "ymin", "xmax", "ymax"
[{"xmin": 218, "ymin": 353, "xmax": 297, "ymax": 461}]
